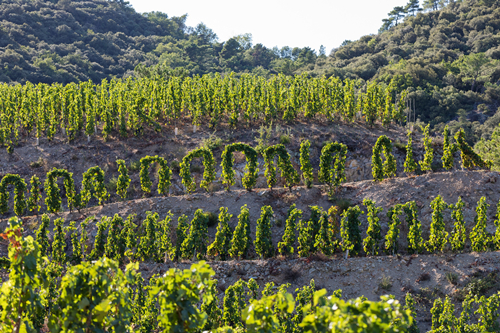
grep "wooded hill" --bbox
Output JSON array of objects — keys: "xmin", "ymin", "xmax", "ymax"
[{"xmin": 2, "ymin": 0, "xmax": 500, "ymax": 144}]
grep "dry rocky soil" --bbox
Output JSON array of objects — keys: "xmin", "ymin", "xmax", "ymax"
[{"xmin": 0, "ymin": 120, "xmax": 499, "ymax": 332}]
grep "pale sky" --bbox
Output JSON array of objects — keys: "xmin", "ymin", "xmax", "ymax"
[{"xmin": 127, "ymin": 0, "xmax": 417, "ymax": 54}]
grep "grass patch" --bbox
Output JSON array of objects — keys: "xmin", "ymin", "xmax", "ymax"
[
  {"xmin": 445, "ymin": 272, "xmax": 458, "ymax": 285},
  {"xmin": 379, "ymin": 275, "xmax": 392, "ymax": 291},
  {"xmin": 105, "ymin": 176, "xmax": 118, "ymax": 193},
  {"xmin": 129, "ymin": 160, "xmax": 141, "ymax": 172},
  {"xmin": 201, "ymin": 132, "xmax": 223, "ymax": 151},
  {"xmin": 206, "ymin": 211, "xmax": 218, "ymax": 227},
  {"xmin": 30, "ymin": 157, "xmax": 45, "ymax": 168},
  {"xmin": 455, "ymin": 271, "xmax": 499, "ymax": 301}
]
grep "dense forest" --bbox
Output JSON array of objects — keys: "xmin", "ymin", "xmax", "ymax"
[{"xmin": 2, "ymin": 0, "xmax": 500, "ymax": 144}]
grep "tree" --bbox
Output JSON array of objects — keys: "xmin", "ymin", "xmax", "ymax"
[
  {"xmin": 423, "ymin": 0, "xmax": 440, "ymax": 11},
  {"xmin": 389, "ymin": 6, "xmax": 406, "ymax": 26},
  {"xmin": 405, "ymin": 0, "xmax": 421, "ymax": 16},
  {"xmin": 457, "ymin": 53, "xmax": 495, "ymax": 92}
]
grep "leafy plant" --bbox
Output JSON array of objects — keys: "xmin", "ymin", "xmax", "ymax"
[
  {"xmin": 116, "ymin": 159, "xmax": 131, "ymax": 199},
  {"xmin": 404, "ymin": 130, "xmax": 418, "ymax": 175},
  {"xmin": 0, "ymin": 174, "xmax": 27, "ymax": 216},
  {"xmin": 278, "ymin": 204, "xmax": 302, "ymax": 256},
  {"xmin": 139, "ymin": 155, "xmax": 172, "ymax": 195},
  {"xmin": 318, "ymin": 142, "xmax": 348, "ymax": 196},
  {"xmin": 470, "ymin": 196, "xmax": 490, "ymax": 252},
  {"xmin": 450, "ymin": 197, "xmax": 467, "ymax": 253},
  {"xmin": 405, "ymin": 201, "xmax": 424, "ymax": 254},
  {"xmin": 181, "ymin": 209, "xmax": 209, "ymax": 260},
  {"xmin": 207, "ymin": 207, "xmax": 233, "ymax": 260},
  {"xmin": 340, "ymin": 205, "xmax": 363, "ymax": 257},
  {"xmin": 425, "ymin": 195, "xmax": 449, "ymax": 253},
  {"xmin": 299, "ymin": 140, "xmax": 314, "ymax": 188},
  {"xmin": 229, "ymin": 205, "xmax": 251, "ymax": 259},
  {"xmin": 262, "ymin": 144, "xmax": 300, "ymax": 190},
  {"xmin": 371, "ymin": 135, "xmax": 397, "ymax": 181},
  {"xmin": 385, "ymin": 204, "xmax": 403, "ymax": 255},
  {"xmin": 220, "ymin": 143, "xmax": 259, "ymax": 191},
  {"xmin": 255, "ymin": 205, "xmax": 274, "ymax": 259},
  {"xmin": 180, "ymin": 147, "xmax": 216, "ymax": 193},
  {"xmin": 363, "ymin": 198, "xmax": 383, "ymax": 256},
  {"xmin": 27, "ymin": 175, "xmax": 42, "ymax": 214},
  {"xmin": 419, "ymin": 124, "xmax": 434, "ymax": 172}
]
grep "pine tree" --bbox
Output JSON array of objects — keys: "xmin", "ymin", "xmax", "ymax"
[
  {"xmin": 404, "ymin": 130, "xmax": 418, "ymax": 175},
  {"xmin": 255, "ymin": 205, "xmax": 274, "ymax": 259},
  {"xmin": 470, "ymin": 197, "xmax": 490, "ymax": 252},
  {"xmin": 340, "ymin": 206, "xmax": 363, "ymax": 257},
  {"xmin": 405, "ymin": 201, "xmax": 424, "ymax": 254},
  {"xmin": 450, "ymin": 197, "xmax": 467, "ymax": 253},
  {"xmin": 419, "ymin": 124, "xmax": 434, "ymax": 172},
  {"xmin": 363, "ymin": 198, "xmax": 383, "ymax": 256},
  {"xmin": 207, "ymin": 207, "xmax": 233, "ymax": 260},
  {"xmin": 229, "ymin": 205, "xmax": 251, "ymax": 259},
  {"xmin": 425, "ymin": 196, "xmax": 449, "ymax": 253}
]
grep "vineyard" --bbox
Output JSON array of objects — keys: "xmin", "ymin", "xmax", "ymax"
[
  {"xmin": 0, "ymin": 74, "xmax": 409, "ymax": 151},
  {"xmin": 0, "ymin": 77, "xmax": 499, "ymax": 332}
]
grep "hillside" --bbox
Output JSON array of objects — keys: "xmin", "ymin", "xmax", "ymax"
[
  {"xmin": 312, "ymin": 0, "xmax": 500, "ymax": 143},
  {"xmin": 3, "ymin": 0, "xmax": 500, "ymax": 146}
]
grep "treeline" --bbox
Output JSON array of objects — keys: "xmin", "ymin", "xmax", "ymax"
[
  {"xmin": 323, "ymin": 0, "xmax": 500, "ymax": 142},
  {"xmin": 0, "ymin": 129, "xmax": 491, "ymax": 217},
  {"xmin": 0, "ymin": 0, "xmax": 320, "ymax": 84}
]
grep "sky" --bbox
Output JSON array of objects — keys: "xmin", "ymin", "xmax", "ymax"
[{"xmin": 127, "ymin": 0, "xmax": 417, "ymax": 54}]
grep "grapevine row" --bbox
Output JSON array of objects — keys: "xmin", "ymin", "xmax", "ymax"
[
  {"xmin": 21, "ymin": 196, "xmax": 500, "ymax": 268},
  {"xmin": 0, "ymin": 128, "xmax": 490, "ymax": 216},
  {"xmin": 0, "ymin": 74, "xmax": 408, "ymax": 148},
  {"xmin": 1, "ymin": 217, "xmax": 499, "ymax": 333}
]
